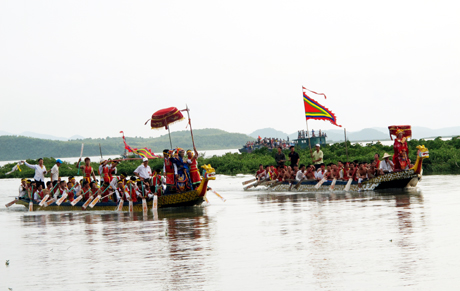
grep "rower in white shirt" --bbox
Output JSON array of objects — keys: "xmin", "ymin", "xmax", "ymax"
[
  {"xmin": 134, "ymin": 158, "xmax": 152, "ymax": 181},
  {"xmin": 295, "ymin": 165, "xmax": 307, "ymax": 181},
  {"xmin": 379, "ymin": 153, "xmax": 394, "ymax": 174}
]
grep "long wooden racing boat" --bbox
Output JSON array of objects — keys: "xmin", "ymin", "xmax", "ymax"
[
  {"xmin": 247, "ymin": 145, "xmax": 429, "ymax": 192},
  {"xmin": 15, "ymin": 164, "xmax": 216, "ymax": 211}
]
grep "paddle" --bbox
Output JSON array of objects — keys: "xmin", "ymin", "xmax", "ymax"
[
  {"xmin": 82, "ymin": 188, "xmax": 96, "ymax": 210},
  {"xmin": 77, "ymin": 144, "xmax": 84, "ymax": 175},
  {"xmin": 210, "ymin": 189, "xmax": 226, "ymax": 202},
  {"xmin": 294, "ymin": 178, "xmax": 305, "ymax": 190},
  {"xmin": 329, "ymin": 178, "xmax": 337, "ymax": 191},
  {"xmin": 28, "ymin": 185, "xmax": 34, "ymax": 212},
  {"xmin": 71, "ymin": 188, "xmax": 90, "ymax": 206},
  {"xmin": 89, "ymin": 186, "xmax": 110, "ymax": 208},
  {"xmin": 117, "ymin": 199, "xmax": 124, "ymax": 211},
  {"xmin": 5, "ymin": 199, "xmax": 17, "ymax": 208},
  {"xmin": 43, "ymin": 184, "xmax": 63, "ymax": 207},
  {"xmin": 344, "ymin": 178, "xmax": 353, "ymax": 192},
  {"xmin": 56, "ymin": 185, "xmax": 77, "ymax": 206},
  {"xmin": 314, "ymin": 170, "xmax": 328, "ymax": 189},
  {"xmin": 314, "ymin": 177, "xmax": 327, "ymax": 189},
  {"xmin": 244, "ymin": 182, "xmax": 257, "ymax": 190},
  {"xmin": 141, "ymin": 183, "xmax": 147, "ymax": 216},
  {"xmin": 128, "ymin": 183, "xmax": 133, "ymax": 214},
  {"xmin": 242, "ymin": 178, "xmax": 256, "ymax": 185}
]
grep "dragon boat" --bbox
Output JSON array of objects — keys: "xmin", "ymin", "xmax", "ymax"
[
  {"xmin": 247, "ymin": 145, "xmax": 429, "ymax": 192},
  {"xmin": 15, "ymin": 165, "xmax": 216, "ymax": 212}
]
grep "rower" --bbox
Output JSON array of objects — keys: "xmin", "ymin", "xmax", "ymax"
[
  {"xmin": 255, "ymin": 164, "xmax": 265, "ymax": 182},
  {"xmin": 134, "ymin": 158, "xmax": 152, "ymax": 182},
  {"xmin": 126, "ymin": 177, "xmax": 139, "ymax": 203},
  {"xmin": 99, "ymin": 159, "xmax": 111, "ymax": 185},
  {"xmin": 108, "ymin": 160, "xmax": 119, "ymax": 182},
  {"xmin": 33, "ymin": 184, "xmax": 44, "ymax": 203},
  {"xmin": 19, "ymin": 178, "xmax": 28, "ymax": 199},
  {"xmin": 109, "ymin": 172, "xmax": 127, "ymax": 190},
  {"xmin": 77, "ymin": 157, "xmax": 97, "ymax": 184},
  {"xmin": 114, "ymin": 180, "xmax": 127, "ymax": 202},
  {"xmin": 186, "ymin": 148, "xmax": 201, "ymax": 187},
  {"xmin": 305, "ymin": 165, "xmax": 315, "ymax": 180},
  {"xmin": 296, "ymin": 164, "xmax": 306, "ymax": 181},
  {"xmin": 151, "ymin": 168, "xmax": 164, "ymax": 196},
  {"xmin": 99, "ymin": 183, "xmax": 111, "ymax": 202},
  {"xmin": 315, "ymin": 163, "xmax": 326, "ymax": 181}
]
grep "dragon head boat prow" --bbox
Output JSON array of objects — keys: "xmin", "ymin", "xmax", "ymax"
[
  {"xmin": 411, "ymin": 145, "xmax": 429, "ymax": 174},
  {"xmin": 201, "ymin": 164, "xmax": 216, "ymax": 180},
  {"xmin": 194, "ymin": 164, "xmax": 216, "ymax": 196}
]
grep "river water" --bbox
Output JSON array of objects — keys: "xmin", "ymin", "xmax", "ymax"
[{"xmin": 1, "ymin": 174, "xmax": 459, "ymax": 290}]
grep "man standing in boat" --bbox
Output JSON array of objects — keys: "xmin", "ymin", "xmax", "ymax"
[
  {"xmin": 163, "ymin": 149, "xmax": 177, "ymax": 193},
  {"xmin": 77, "ymin": 157, "xmax": 97, "ymax": 184},
  {"xmin": 50, "ymin": 159, "xmax": 62, "ymax": 183},
  {"xmin": 275, "ymin": 146, "xmax": 286, "ymax": 168},
  {"xmin": 187, "ymin": 148, "xmax": 201, "ymax": 188},
  {"xmin": 173, "ymin": 148, "xmax": 192, "ymax": 192},
  {"xmin": 23, "ymin": 158, "xmax": 47, "ymax": 189},
  {"xmin": 312, "ymin": 144, "xmax": 324, "ymax": 170},
  {"xmin": 288, "ymin": 146, "xmax": 300, "ymax": 168}
]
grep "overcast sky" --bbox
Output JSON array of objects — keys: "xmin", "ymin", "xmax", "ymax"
[{"xmin": 1, "ymin": 0, "xmax": 459, "ymax": 139}]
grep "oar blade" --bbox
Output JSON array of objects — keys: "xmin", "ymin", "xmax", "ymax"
[
  {"xmin": 39, "ymin": 195, "xmax": 49, "ymax": 207},
  {"xmin": 82, "ymin": 197, "xmax": 93, "ymax": 210},
  {"xmin": 71, "ymin": 195, "xmax": 83, "ymax": 206},
  {"xmin": 117, "ymin": 200, "xmax": 124, "ymax": 211},
  {"xmin": 29, "ymin": 200, "xmax": 34, "ymax": 212},
  {"xmin": 142, "ymin": 199, "xmax": 148, "ymax": 215},
  {"xmin": 56, "ymin": 193, "xmax": 68, "ymax": 206},
  {"xmin": 5, "ymin": 199, "xmax": 17, "ymax": 208},
  {"xmin": 344, "ymin": 178, "xmax": 352, "ymax": 192},
  {"xmin": 242, "ymin": 178, "xmax": 256, "ymax": 185},
  {"xmin": 329, "ymin": 178, "xmax": 337, "ymax": 191},
  {"xmin": 89, "ymin": 196, "xmax": 101, "ymax": 208}
]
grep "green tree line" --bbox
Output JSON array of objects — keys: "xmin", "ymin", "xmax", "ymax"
[
  {"xmin": 0, "ymin": 128, "xmax": 254, "ymax": 161},
  {"xmin": 1, "ymin": 137, "xmax": 458, "ymax": 180}
]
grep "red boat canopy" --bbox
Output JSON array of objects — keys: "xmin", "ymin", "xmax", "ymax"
[
  {"xmin": 388, "ymin": 125, "xmax": 412, "ymax": 140},
  {"xmin": 149, "ymin": 107, "xmax": 184, "ymax": 130}
]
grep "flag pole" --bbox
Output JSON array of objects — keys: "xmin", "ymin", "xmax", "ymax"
[
  {"xmin": 167, "ymin": 127, "xmax": 173, "ymax": 149},
  {"xmin": 303, "ymin": 87, "xmax": 313, "ymax": 160},
  {"xmin": 185, "ymin": 104, "xmax": 196, "ymax": 150},
  {"xmin": 344, "ymin": 128, "xmax": 349, "ymax": 163}
]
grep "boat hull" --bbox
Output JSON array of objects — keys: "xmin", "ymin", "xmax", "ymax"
[
  {"xmin": 257, "ymin": 169, "xmax": 421, "ymax": 192},
  {"xmin": 16, "ymin": 189, "xmax": 205, "ymax": 211}
]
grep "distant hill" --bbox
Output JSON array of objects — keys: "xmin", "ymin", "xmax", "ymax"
[
  {"xmin": 0, "ymin": 128, "xmax": 254, "ymax": 161},
  {"xmin": 249, "ymin": 128, "xmax": 289, "ymax": 139}
]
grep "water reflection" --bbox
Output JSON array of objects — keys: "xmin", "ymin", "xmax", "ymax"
[{"xmin": 17, "ymin": 207, "xmax": 213, "ymax": 290}]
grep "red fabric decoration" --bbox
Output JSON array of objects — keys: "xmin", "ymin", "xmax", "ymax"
[{"xmin": 150, "ymin": 107, "xmax": 185, "ymax": 130}]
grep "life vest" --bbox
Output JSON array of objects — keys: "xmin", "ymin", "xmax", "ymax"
[
  {"xmin": 102, "ymin": 166, "xmax": 110, "ymax": 183},
  {"xmin": 84, "ymin": 166, "xmax": 92, "ymax": 183}
]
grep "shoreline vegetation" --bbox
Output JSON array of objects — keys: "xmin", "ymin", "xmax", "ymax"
[
  {"xmin": 0, "ymin": 129, "xmax": 254, "ymax": 161},
  {"xmin": 1, "ymin": 137, "xmax": 459, "ymax": 179}
]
